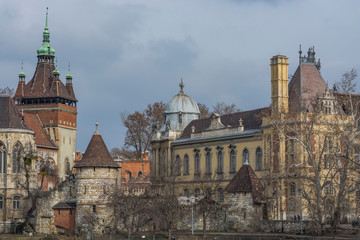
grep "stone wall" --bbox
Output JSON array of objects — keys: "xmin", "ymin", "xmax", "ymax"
[{"xmin": 260, "ymin": 220, "xmax": 315, "ymax": 234}]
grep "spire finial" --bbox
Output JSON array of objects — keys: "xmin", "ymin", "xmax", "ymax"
[
  {"xmin": 68, "ymin": 62, "xmax": 71, "ymax": 72},
  {"xmin": 94, "ymin": 121, "xmax": 100, "ymax": 135},
  {"xmin": 179, "ymin": 78, "xmax": 184, "ymax": 94},
  {"xmin": 45, "ymin": 7, "xmax": 49, "ymax": 30},
  {"xmin": 298, "ymin": 44, "xmax": 302, "ymax": 64},
  {"xmin": 18, "ymin": 60, "xmax": 26, "ymax": 79}
]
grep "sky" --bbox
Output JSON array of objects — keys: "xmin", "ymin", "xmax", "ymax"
[{"xmin": 1, "ymin": 0, "xmax": 360, "ymax": 152}]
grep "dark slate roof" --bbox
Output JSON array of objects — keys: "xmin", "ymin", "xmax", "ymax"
[
  {"xmin": 0, "ymin": 96, "xmax": 29, "ymax": 129},
  {"xmin": 52, "ymin": 200, "xmax": 76, "ymax": 209},
  {"xmin": 23, "ymin": 113, "xmax": 58, "ymax": 149},
  {"xmin": 225, "ymin": 164, "xmax": 265, "ymax": 203},
  {"xmin": 178, "ymin": 107, "xmax": 267, "ymax": 140},
  {"xmin": 288, "ymin": 64, "xmax": 327, "ymax": 111},
  {"xmin": 74, "ymin": 131, "xmax": 120, "ymax": 168},
  {"xmin": 14, "ymin": 62, "xmax": 77, "ymax": 102}
]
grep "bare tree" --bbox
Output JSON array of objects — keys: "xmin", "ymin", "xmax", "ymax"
[
  {"xmin": 0, "ymin": 87, "xmax": 15, "ymax": 96},
  {"xmin": 212, "ymin": 102, "xmax": 240, "ymax": 115},
  {"xmin": 198, "ymin": 103, "xmax": 210, "ymax": 119}
]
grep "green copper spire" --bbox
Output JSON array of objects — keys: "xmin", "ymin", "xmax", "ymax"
[
  {"xmin": 66, "ymin": 63, "xmax": 72, "ymax": 79},
  {"xmin": 18, "ymin": 61, "xmax": 26, "ymax": 77},
  {"xmin": 37, "ymin": 7, "xmax": 55, "ymax": 57}
]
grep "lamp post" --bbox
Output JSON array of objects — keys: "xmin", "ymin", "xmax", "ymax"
[{"xmin": 281, "ymin": 209, "xmax": 284, "ymax": 233}]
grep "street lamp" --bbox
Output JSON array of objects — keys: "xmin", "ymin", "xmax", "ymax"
[{"xmin": 281, "ymin": 209, "xmax": 284, "ymax": 233}]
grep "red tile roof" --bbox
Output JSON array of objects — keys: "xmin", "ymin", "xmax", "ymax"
[
  {"xmin": 22, "ymin": 112, "xmax": 58, "ymax": 149},
  {"xmin": 178, "ymin": 107, "xmax": 267, "ymax": 139},
  {"xmin": 0, "ymin": 96, "xmax": 29, "ymax": 130},
  {"xmin": 74, "ymin": 132, "xmax": 120, "ymax": 168},
  {"xmin": 225, "ymin": 164, "xmax": 264, "ymax": 203},
  {"xmin": 289, "ymin": 64, "xmax": 327, "ymax": 111},
  {"xmin": 14, "ymin": 62, "xmax": 77, "ymax": 102}
]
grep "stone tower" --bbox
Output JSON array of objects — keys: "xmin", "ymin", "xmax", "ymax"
[
  {"xmin": 73, "ymin": 123, "xmax": 120, "ymax": 236},
  {"xmin": 14, "ymin": 9, "xmax": 78, "ymax": 180}
]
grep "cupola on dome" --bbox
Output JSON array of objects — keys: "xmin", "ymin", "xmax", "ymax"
[{"xmin": 160, "ymin": 80, "xmax": 200, "ymax": 132}]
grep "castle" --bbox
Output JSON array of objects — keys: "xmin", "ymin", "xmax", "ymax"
[{"xmin": 0, "ymin": 9, "xmax": 359, "ymax": 236}]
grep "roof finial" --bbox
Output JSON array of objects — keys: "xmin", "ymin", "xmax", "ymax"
[
  {"xmin": 179, "ymin": 78, "xmax": 184, "ymax": 94},
  {"xmin": 68, "ymin": 62, "xmax": 71, "ymax": 72},
  {"xmin": 94, "ymin": 121, "xmax": 99, "ymax": 135},
  {"xmin": 45, "ymin": 7, "xmax": 49, "ymax": 30},
  {"xmin": 298, "ymin": 44, "xmax": 302, "ymax": 64}
]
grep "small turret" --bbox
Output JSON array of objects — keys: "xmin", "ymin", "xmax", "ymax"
[
  {"xmin": 14, "ymin": 63, "xmax": 26, "ymax": 102},
  {"xmin": 66, "ymin": 64, "xmax": 73, "ymax": 85}
]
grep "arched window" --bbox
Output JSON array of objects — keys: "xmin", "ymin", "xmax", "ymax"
[
  {"xmin": 12, "ymin": 142, "xmax": 23, "ymax": 173},
  {"xmin": 184, "ymin": 189, "xmax": 189, "ymax": 197},
  {"xmin": 13, "ymin": 196, "xmax": 20, "ymax": 209},
  {"xmin": 194, "ymin": 153, "xmax": 200, "ymax": 174},
  {"xmin": 195, "ymin": 188, "xmax": 200, "ymax": 197},
  {"xmin": 184, "ymin": 154, "xmax": 189, "ymax": 175},
  {"xmin": 229, "ymin": 150, "xmax": 236, "ymax": 173},
  {"xmin": 206, "ymin": 152, "xmax": 211, "ymax": 174},
  {"xmin": 217, "ymin": 151, "xmax": 224, "ymax": 173},
  {"xmin": 217, "ymin": 188, "xmax": 224, "ymax": 202},
  {"xmin": 0, "ymin": 196, "xmax": 3, "ymax": 209},
  {"xmin": 175, "ymin": 155, "xmax": 181, "ymax": 176},
  {"xmin": 138, "ymin": 171, "xmax": 143, "ymax": 177},
  {"xmin": 0, "ymin": 142, "xmax": 6, "ymax": 173},
  {"xmin": 255, "ymin": 147, "xmax": 263, "ymax": 170},
  {"xmin": 290, "ymin": 182, "xmax": 296, "ymax": 196},
  {"xmin": 242, "ymin": 148, "xmax": 249, "ymax": 165}
]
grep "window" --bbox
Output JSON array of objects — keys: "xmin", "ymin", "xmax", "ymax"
[
  {"xmin": 205, "ymin": 152, "xmax": 211, "ymax": 174},
  {"xmin": 58, "ymin": 209, "xmax": 61, "ymax": 215},
  {"xmin": 217, "ymin": 150, "xmax": 224, "ymax": 173},
  {"xmin": 70, "ymin": 209, "xmax": 73, "ymax": 215},
  {"xmin": 229, "ymin": 150, "xmax": 236, "ymax": 173},
  {"xmin": 195, "ymin": 188, "xmax": 200, "ymax": 197},
  {"xmin": 161, "ymin": 151, "xmax": 166, "ymax": 177},
  {"xmin": 0, "ymin": 142, "xmax": 6, "ymax": 173},
  {"xmin": 217, "ymin": 188, "xmax": 224, "ymax": 202},
  {"xmin": 242, "ymin": 148, "xmax": 249, "ymax": 165},
  {"xmin": 13, "ymin": 196, "xmax": 20, "ymax": 209},
  {"xmin": 194, "ymin": 153, "xmax": 200, "ymax": 174},
  {"xmin": 84, "ymin": 185, "xmax": 87, "ymax": 194},
  {"xmin": 103, "ymin": 186, "xmax": 106, "ymax": 194},
  {"xmin": 92, "ymin": 205, "xmax": 96, "ymax": 213},
  {"xmin": 12, "ymin": 142, "xmax": 22, "ymax": 173},
  {"xmin": 325, "ymin": 182, "xmax": 333, "ymax": 195},
  {"xmin": 138, "ymin": 171, "xmax": 143, "ymax": 177},
  {"xmin": 287, "ymin": 139, "xmax": 295, "ymax": 164},
  {"xmin": 290, "ymin": 182, "xmax": 296, "ymax": 196},
  {"xmin": 175, "ymin": 155, "xmax": 181, "ymax": 176},
  {"xmin": 0, "ymin": 196, "xmax": 3, "ymax": 209},
  {"xmin": 184, "ymin": 154, "xmax": 189, "ymax": 175},
  {"xmin": 255, "ymin": 147, "xmax": 263, "ymax": 170},
  {"xmin": 184, "ymin": 189, "xmax": 189, "ymax": 197}
]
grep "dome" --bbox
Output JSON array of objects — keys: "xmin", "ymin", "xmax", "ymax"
[{"xmin": 160, "ymin": 81, "xmax": 200, "ymax": 132}]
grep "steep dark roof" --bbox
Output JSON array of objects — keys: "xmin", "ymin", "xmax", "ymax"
[
  {"xmin": 178, "ymin": 107, "xmax": 267, "ymax": 139},
  {"xmin": 23, "ymin": 113, "xmax": 58, "ymax": 149},
  {"xmin": 74, "ymin": 132, "xmax": 120, "ymax": 168},
  {"xmin": 225, "ymin": 164, "xmax": 264, "ymax": 203},
  {"xmin": 14, "ymin": 62, "xmax": 77, "ymax": 102},
  {"xmin": 0, "ymin": 96, "xmax": 29, "ymax": 129},
  {"xmin": 52, "ymin": 200, "xmax": 76, "ymax": 209},
  {"xmin": 288, "ymin": 64, "xmax": 327, "ymax": 111}
]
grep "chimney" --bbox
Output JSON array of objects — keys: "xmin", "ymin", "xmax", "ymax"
[{"xmin": 270, "ymin": 55, "xmax": 289, "ymax": 114}]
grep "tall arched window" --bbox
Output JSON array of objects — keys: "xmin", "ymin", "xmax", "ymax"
[
  {"xmin": 184, "ymin": 154, "xmax": 189, "ymax": 175},
  {"xmin": 0, "ymin": 142, "xmax": 6, "ymax": 173},
  {"xmin": 12, "ymin": 142, "xmax": 23, "ymax": 173},
  {"xmin": 242, "ymin": 148, "xmax": 249, "ymax": 165},
  {"xmin": 217, "ymin": 151, "xmax": 224, "ymax": 173},
  {"xmin": 230, "ymin": 150, "xmax": 236, "ymax": 173},
  {"xmin": 0, "ymin": 196, "xmax": 3, "ymax": 209},
  {"xmin": 206, "ymin": 152, "xmax": 211, "ymax": 174},
  {"xmin": 290, "ymin": 182, "xmax": 296, "ymax": 196},
  {"xmin": 175, "ymin": 155, "xmax": 181, "ymax": 176},
  {"xmin": 194, "ymin": 153, "xmax": 200, "ymax": 174},
  {"xmin": 255, "ymin": 147, "xmax": 263, "ymax": 170}
]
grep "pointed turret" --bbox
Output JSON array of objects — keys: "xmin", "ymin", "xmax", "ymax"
[
  {"xmin": 74, "ymin": 122, "xmax": 120, "ymax": 168},
  {"xmin": 65, "ymin": 64, "xmax": 76, "ymax": 100},
  {"xmin": 14, "ymin": 63, "xmax": 26, "ymax": 101},
  {"xmin": 37, "ymin": 8, "xmax": 55, "ymax": 63}
]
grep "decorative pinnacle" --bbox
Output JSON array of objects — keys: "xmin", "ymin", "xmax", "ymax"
[
  {"xmin": 45, "ymin": 7, "xmax": 49, "ymax": 30},
  {"xmin": 179, "ymin": 78, "xmax": 184, "ymax": 94},
  {"xmin": 18, "ymin": 60, "xmax": 26, "ymax": 78},
  {"xmin": 94, "ymin": 121, "xmax": 100, "ymax": 135}
]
